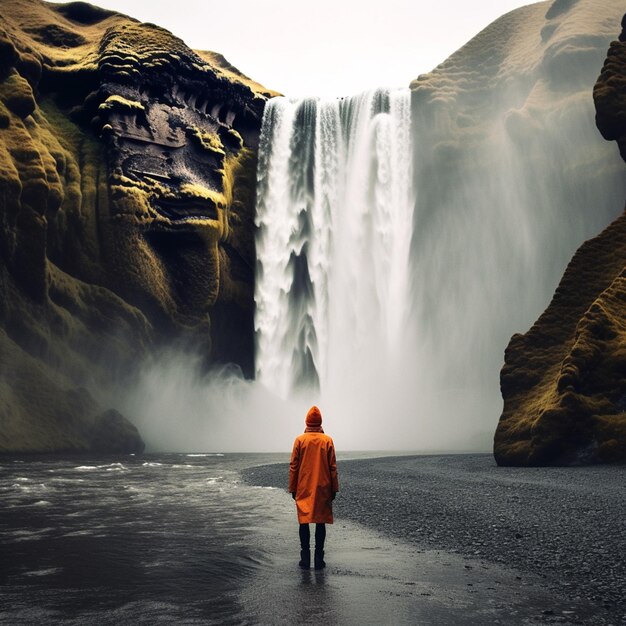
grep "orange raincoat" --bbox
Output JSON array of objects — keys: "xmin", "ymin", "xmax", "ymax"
[{"xmin": 289, "ymin": 407, "xmax": 339, "ymax": 524}]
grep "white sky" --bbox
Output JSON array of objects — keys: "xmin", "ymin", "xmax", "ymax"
[{"xmin": 51, "ymin": 0, "xmax": 537, "ymax": 96}]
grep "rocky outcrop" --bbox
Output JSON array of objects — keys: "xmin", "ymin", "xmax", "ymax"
[
  {"xmin": 407, "ymin": 0, "xmax": 626, "ymax": 450},
  {"xmin": 0, "ymin": 0, "xmax": 274, "ymax": 452},
  {"xmin": 494, "ymin": 14, "xmax": 626, "ymax": 465}
]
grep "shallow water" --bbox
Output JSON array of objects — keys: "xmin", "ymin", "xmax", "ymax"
[
  {"xmin": 0, "ymin": 453, "xmax": 594, "ymax": 625},
  {"xmin": 0, "ymin": 453, "xmax": 289, "ymax": 625}
]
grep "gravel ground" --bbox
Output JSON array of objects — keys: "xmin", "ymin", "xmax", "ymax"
[{"xmin": 242, "ymin": 454, "xmax": 626, "ymax": 624}]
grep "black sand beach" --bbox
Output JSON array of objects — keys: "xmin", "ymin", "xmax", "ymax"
[
  {"xmin": 243, "ymin": 454, "xmax": 626, "ymax": 625},
  {"xmin": 2, "ymin": 453, "xmax": 625, "ymax": 625}
]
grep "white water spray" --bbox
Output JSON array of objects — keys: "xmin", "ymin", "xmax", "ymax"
[
  {"xmin": 121, "ymin": 7, "xmax": 626, "ymax": 452},
  {"xmin": 255, "ymin": 89, "xmax": 414, "ymax": 404},
  {"xmin": 251, "ymin": 69, "xmax": 626, "ymax": 453}
]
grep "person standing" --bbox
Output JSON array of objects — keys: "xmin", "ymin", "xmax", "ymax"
[{"xmin": 289, "ymin": 405, "xmax": 339, "ymax": 570}]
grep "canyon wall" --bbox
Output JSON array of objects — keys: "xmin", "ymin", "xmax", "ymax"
[
  {"xmin": 494, "ymin": 12, "xmax": 626, "ymax": 465},
  {"xmin": 3, "ymin": 0, "xmax": 625, "ymax": 459},
  {"xmin": 408, "ymin": 0, "xmax": 626, "ymax": 454},
  {"xmin": 0, "ymin": 0, "xmax": 273, "ymax": 452}
]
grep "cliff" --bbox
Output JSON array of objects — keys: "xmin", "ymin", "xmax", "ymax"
[
  {"xmin": 0, "ymin": 0, "xmax": 273, "ymax": 452},
  {"xmin": 408, "ymin": 0, "xmax": 626, "ymax": 450},
  {"xmin": 494, "ymin": 14, "xmax": 626, "ymax": 465}
]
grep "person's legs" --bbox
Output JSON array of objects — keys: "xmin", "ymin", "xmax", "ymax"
[
  {"xmin": 299, "ymin": 524, "xmax": 310, "ymax": 549},
  {"xmin": 314, "ymin": 523, "xmax": 326, "ymax": 570},
  {"xmin": 298, "ymin": 524, "xmax": 311, "ymax": 568},
  {"xmin": 314, "ymin": 523, "xmax": 325, "ymax": 550}
]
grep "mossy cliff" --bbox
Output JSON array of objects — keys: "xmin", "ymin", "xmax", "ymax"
[
  {"xmin": 408, "ymin": 0, "xmax": 625, "ymax": 451},
  {"xmin": 0, "ymin": 0, "xmax": 274, "ymax": 452},
  {"xmin": 494, "ymin": 15, "xmax": 626, "ymax": 465}
]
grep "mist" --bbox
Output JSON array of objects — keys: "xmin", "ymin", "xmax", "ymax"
[
  {"xmin": 117, "ymin": 349, "xmax": 494, "ymax": 453},
  {"xmin": 120, "ymin": 90, "xmax": 624, "ymax": 455},
  {"xmin": 116, "ymin": 2, "xmax": 626, "ymax": 454},
  {"xmin": 406, "ymin": 3, "xmax": 626, "ymax": 450},
  {"xmin": 118, "ymin": 357, "xmax": 287, "ymax": 452}
]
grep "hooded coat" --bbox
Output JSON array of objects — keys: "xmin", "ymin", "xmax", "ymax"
[{"xmin": 289, "ymin": 406, "xmax": 339, "ymax": 524}]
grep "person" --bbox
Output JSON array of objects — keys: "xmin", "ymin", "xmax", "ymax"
[{"xmin": 289, "ymin": 405, "xmax": 339, "ymax": 570}]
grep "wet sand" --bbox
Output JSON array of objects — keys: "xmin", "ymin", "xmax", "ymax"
[
  {"xmin": 2, "ymin": 453, "xmax": 623, "ymax": 625},
  {"xmin": 243, "ymin": 454, "xmax": 626, "ymax": 625}
]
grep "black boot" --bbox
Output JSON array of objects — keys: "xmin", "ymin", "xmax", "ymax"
[
  {"xmin": 299, "ymin": 549, "xmax": 310, "ymax": 569},
  {"xmin": 314, "ymin": 548, "xmax": 325, "ymax": 570}
]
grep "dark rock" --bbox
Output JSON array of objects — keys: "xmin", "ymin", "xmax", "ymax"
[
  {"xmin": 0, "ymin": 0, "xmax": 275, "ymax": 452},
  {"xmin": 243, "ymin": 455, "xmax": 626, "ymax": 624},
  {"xmin": 89, "ymin": 409, "xmax": 145, "ymax": 453},
  {"xmin": 494, "ymin": 14, "xmax": 626, "ymax": 466}
]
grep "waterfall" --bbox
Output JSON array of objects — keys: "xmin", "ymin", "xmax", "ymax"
[
  {"xmin": 252, "ymin": 79, "xmax": 625, "ymax": 451},
  {"xmin": 255, "ymin": 89, "xmax": 414, "ymax": 400},
  {"xmin": 120, "ymin": 4, "xmax": 626, "ymax": 454}
]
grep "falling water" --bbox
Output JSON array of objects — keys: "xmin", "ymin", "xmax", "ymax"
[
  {"xmin": 251, "ymin": 72, "xmax": 626, "ymax": 452},
  {"xmin": 118, "ymin": 4, "xmax": 626, "ymax": 453},
  {"xmin": 255, "ymin": 89, "xmax": 414, "ymax": 401}
]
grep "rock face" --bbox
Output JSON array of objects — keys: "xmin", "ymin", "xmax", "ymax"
[
  {"xmin": 0, "ymin": 0, "xmax": 273, "ymax": 452},
  {"xmin": 494, "ymin": 14, "xmax": 626, "ymax": 465},
  {"xmin": 408, "ymin": 0, "xmax": 626, "ymax": 449}
]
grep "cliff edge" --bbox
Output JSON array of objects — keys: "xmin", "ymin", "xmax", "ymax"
[
  {"xmin": 494, "ymin": 14, "xmax": 626, "ymax": 465},
  {"xmin": 0, "ymin": 0, "xmax": 273, "ymax": 452}
]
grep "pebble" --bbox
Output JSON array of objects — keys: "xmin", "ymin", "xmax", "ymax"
[{"xmin": 243, "ymin": 453, "xmax": 626, "ymax": 625}]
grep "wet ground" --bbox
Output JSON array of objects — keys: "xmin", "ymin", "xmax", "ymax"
[
  {"xmin": 0, "ymin": 453, "xmax": 277, "ymax": 625},
  {"xmin": 240, "ymin": 494, "xmax": 594, "ymax": 625},
  {"xmin": 245, "ymin": 454, "xmax": 626, "ymax": 625},
  {"xmin": 0, "ymin": 453, "xmax": 620, "ymax": 625}
]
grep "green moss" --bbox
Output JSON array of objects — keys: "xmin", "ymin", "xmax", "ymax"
[
  {"xmin": 36, "ymin": 98, "xmax": 107, "ymax": 277},
  {"xmin": 99, "ymin": 53, "xmax": 139, "ymax": 66},
  {"xmin": 16, "ymin": 51, "xmax": 42, "ymax": 87},
  {"xmin": 98, "ymin": 94, "xmax": 145, "ymax": 113},
  {"xmin": 0, "ymin": 0, "xmax": 267, "ymax": 452},
  {"xmin": 175, "ymin": 182, "xmax": 225, "ymax": 206},
  {"xmin": 218, "ymin": 126, "xmax": 243, "ymax": 151},
  {"xmin": 496, "ymin": 214, "xmax": 626, "ymax": 466},
  {"xmin": 186, "ymin": 126, "xmax": 225, "ymax": 156},
  {"xmin": 0, "ymin": 101, "xmax": 10, "ymax": 128},
  {"xmin": 110, "ymin": 183, "xmax": 155, "ymax": 220},
  {"xmin": 0, "ymin": 71, "xmax": 36, "ymax": 118}
]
